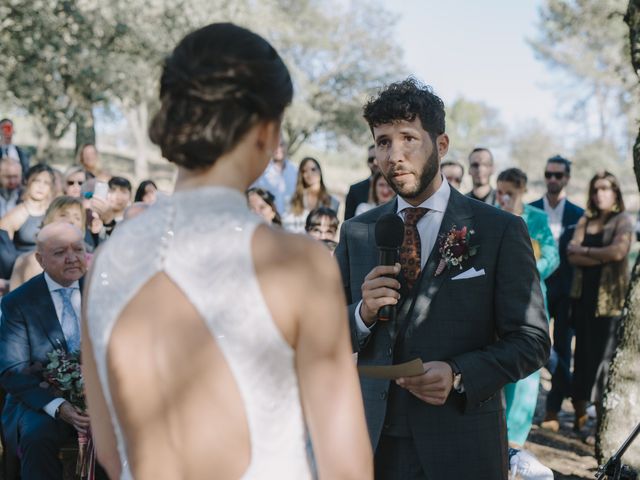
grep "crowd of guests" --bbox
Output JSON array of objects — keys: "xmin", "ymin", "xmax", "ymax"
[{"xmin": 0, "ymin": 108, "xmax": 634, "ymax": 478}]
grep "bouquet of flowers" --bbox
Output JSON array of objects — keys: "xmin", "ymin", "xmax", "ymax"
[{"xmin": 42, "ymin": 349, "xmax": 95, "ymax": 479}]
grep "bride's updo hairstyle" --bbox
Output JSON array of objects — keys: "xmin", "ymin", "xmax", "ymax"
[{"xmin": 149, "ymin": 23, "xmax": 293, "ymax": 170}]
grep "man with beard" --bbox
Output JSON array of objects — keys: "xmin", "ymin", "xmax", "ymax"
[
  {"xmin": 335, "ymin": 78, "xmax": 550, "ymax": 479},
  {"xmin": 530, "ymin": 155, "xmax": 584, "ymax": 432}
]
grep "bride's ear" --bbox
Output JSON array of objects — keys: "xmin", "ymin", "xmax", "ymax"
[{"xmin": 255, "ymin": 119, "xmax": 281, "ymax": 157}]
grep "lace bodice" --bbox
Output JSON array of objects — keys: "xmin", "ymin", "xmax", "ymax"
[{"xmin": 86, "ymin": 186, "xmax": 311, "ymax": 479}]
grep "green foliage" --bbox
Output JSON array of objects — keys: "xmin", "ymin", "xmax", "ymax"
[
  {"xmin": 445, "ymin": 97, "xmax": 506, "ymax": 162},
  {"xmin": 508, "ymin": 120, "xmax": 564, "ymax": 176},
  {"xmin": 0, "ymin": 0, "xmax": 134, "ymax": 156},
  {"xmin": 1, "ymin": 0, "xmax": 403, "ymax": 157},
  {"xmin": 43, "ymin": 349, "xmax": 85, "ymax": 412},
  {"xmin": 529, "ymin": 0, "xmax": 639, "ymax": 146}
]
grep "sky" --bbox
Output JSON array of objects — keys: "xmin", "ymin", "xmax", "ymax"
[{"xmin": 384, "ymin": 0, "xmax": 560, "ymax": 130}]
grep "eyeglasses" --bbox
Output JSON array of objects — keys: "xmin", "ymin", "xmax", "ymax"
[
  {"xmin": 66, "ymin": 180, "xmax": 84, "ymax": 186},
  {"xmin": 544, "ymin": 172, "xmax": 565, "ymax": 180}
]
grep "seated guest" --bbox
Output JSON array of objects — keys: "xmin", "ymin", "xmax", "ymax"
[
  {"xmin": 10, "ymin": 196, "xmax": 87, "ymax": 291},
  {"xmin": 0, "ymin": 229, "xmax": 18, "ymax": 296},
  {"xmin": 107, "ymin": 176, "xmax": 132, "ymax": 227},
  {"xmin": 63, "ymin": 166, "xmax": 86, "ymax": 198},
  {"xmin": 76, "ymin": 144, "xmax": 109, "ymax": 181},
  {"xmin": 0, "ymin": 157, "xmax": 23, "ymax": 218},
  {"xmin": 0, "ymin": 164, "xmax": 55, "ymax": 253},
  {"xmin": 0, "ymin": 222, "xmax": 89, "ymax": 479},
  {"xmin": 134, "ymin": 179, "xmax": 158, "ymax": 205},
  {"xmin": 354, "ymin": 171, "xmax": 395, "ymax": 216},
  {"xmin": 440, "ymin": 159, "xmax": 464, "ymax": 190},
  {"xmin": 282, "ymin": 157, "xmax": 339, "ymax": 233},
  {"xmin": 246, "ymin": 187, "xmax": 282, "ymax": 226},
  {"xmin": 305, "ymin": 207, "xmax": 339, "ymax": 242},
  {"xmin": 344, "ymin": 145, "xmax": 377, "ymax": 220}
]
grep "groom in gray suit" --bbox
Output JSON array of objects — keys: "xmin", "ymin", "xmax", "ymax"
[{"xmin": 335, "ymin": 79, "xmax": 550, "ymax": 479}]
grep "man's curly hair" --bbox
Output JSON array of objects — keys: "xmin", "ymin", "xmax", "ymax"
[{"xmin": 363, "ymin": 78, "xmax": 445, "ymax": 141}]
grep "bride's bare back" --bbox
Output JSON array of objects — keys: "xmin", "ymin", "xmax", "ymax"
[
  {"xmin": 82, "ymin": 188, "xmax": 371, "ymax": 479},
  {"xmin": 107, "ymin": 272, "xmax": 251, "ymax": 479}
]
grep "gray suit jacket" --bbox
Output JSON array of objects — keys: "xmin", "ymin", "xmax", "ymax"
[{"xmin": 335, "ymin": 188, "xmax": 550, "ymax": 479}]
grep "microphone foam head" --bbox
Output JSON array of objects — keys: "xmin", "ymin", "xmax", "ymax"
[{"xmin": 375, "ymin": 213, "xmax": 405, "ymax": 249}]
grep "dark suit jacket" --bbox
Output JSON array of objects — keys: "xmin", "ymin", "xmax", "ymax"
[
  {"xmin": 335, "ymin": 188, "xmax": 550, "ymax": 479},
  {"xmin": 0, "ymin": 273, "xmax": 76, "ymax": 453},
  {"xmin": 344, "ymin": 177, "xmax": 371, "ymax": 221},
  {"xmin": 530, "ymin": 197, "xmax": 584, "ymax": 298},
  {"xmin": 0, "ymin": 229, "xmax": 18, "ymax": 280},
  {"xmin": 15, "ymin": 145, "xmax": 29, "ymax": 178}
]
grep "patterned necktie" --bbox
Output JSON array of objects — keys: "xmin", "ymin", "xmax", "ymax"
[
  {"xmin": 57, "ymin": 288, "xmax": 80, "ymax": 352},
  {"xmin": 399, "ymin": 207, "xmax": 429, "ymax": 291}
]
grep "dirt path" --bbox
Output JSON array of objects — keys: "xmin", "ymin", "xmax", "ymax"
[{"xmin": 525, "ymin": 371, "xmax": 600, "ymax": 479}]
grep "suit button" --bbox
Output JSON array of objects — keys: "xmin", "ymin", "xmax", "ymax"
[{"xmin": 380, "ymin": 391, "xmax": 387, "ymax": 400}]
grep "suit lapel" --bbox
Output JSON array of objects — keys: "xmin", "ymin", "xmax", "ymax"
[
  {"xmin": 27, "ymin": 274, "xmax": 68, "ymax": 351},
  {"xmin": 403, "ymin": 189, "xmax": 475, "ymax": 332}
]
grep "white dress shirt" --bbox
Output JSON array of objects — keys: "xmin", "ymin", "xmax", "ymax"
[
  {"xmin": 42, "ymin": 273, "xmax": 81, "ymax": 418},
  {"xmin": 542, "ymin": 196, "xmax": 566, "ymax": 245},
  {"xmin": 354, "ymin": 178, "xmax": 451, "ymax": 338}
]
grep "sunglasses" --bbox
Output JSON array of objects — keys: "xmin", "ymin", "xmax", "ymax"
[
  {"xmin": 367, "ymin": 157, "xmax": 376, "ymax": 163},
  {"xmin": 66, "ymin": 180, "xmax": 84, "ymax": 186},
  {"xmin": 544, "ymin": 172, "xmax": 565, "ymax": 180}
]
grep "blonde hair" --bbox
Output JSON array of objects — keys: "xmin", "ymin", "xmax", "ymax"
[{"xmin": 43, "ymin": 196, "xmax": 86, "ymax": 231}]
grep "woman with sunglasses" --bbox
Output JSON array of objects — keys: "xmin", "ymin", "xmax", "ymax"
[
  {"xmin": 63, "ymin": 165, "xmax": 87, "ymax": 198},
  {"xmin": 568, "ymin": 171, "xmax": 632, "ymax": 438}
]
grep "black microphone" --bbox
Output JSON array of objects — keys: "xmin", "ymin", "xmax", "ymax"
[{"xmin": 374, "ymin": 213, "xmax": 405, "ymax": 322}]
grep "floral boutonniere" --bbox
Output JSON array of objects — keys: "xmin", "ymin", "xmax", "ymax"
[{"xmin": 435, "ymin": 225, "xmax": 478, "ymax": 276}]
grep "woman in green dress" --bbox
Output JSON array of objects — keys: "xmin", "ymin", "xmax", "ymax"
[{"xmin": 496, "ymin": 168, "xmax": 559, "ymax": 447}]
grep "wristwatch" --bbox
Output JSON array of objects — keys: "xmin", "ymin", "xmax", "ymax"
[{"xmin": 446, "ymin": 360, "xmax": 464, "ymax": 393}]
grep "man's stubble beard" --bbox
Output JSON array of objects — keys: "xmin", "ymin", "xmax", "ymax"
[
  {"xmin": 547, "ymin": 183, "xmax": 563, "ymax": 195},
  {"xmin": 386, "ymin": 148, "xmax": 440, "ymax": 200}
]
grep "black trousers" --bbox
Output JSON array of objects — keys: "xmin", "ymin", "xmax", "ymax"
[
  {"xmin": 546, "ymin": 294, "xmax": 573, "ymax": 413},
  {"xmin": 572, "ymin": 315, "xmax": 618, "ymax": 403},
  {"xmin": 375, "ymin": 435, "xmax": 428, "ymax": 480}
]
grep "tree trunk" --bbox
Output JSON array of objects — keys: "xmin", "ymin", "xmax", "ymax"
[
  {"xmin": 74, "ymin": 104, "xmax": 96, "ymax": 153},
  {"xmin": 596, "ymin": 0, "xmax": 640, "ymax": 468},
  {"xmin": 125, "ymin": 103, "xmax": 150, "ymax": 182}
]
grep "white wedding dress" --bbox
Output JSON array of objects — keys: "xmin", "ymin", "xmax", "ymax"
[{"xmin": 86, "ymin": 186, "xmax": 312, "ymax": 479}]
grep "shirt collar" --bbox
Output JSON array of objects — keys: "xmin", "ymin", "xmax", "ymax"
[
  {"xmin": 44, "ymin": 272, "xmax": 79, "ymax": 292},
  {"xmin": 396, "ymin": 175, "xmax": 451, "ymax": 214},
  {"xmin": 543, "ymin": 195, "xmax": 566, "ymax": 211}
]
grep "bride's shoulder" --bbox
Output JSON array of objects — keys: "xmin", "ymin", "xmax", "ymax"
[{"xmin": 252, "ymin": 224, "xmax": 337, "ymax": 282}]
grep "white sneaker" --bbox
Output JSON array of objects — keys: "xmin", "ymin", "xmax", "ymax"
[
  {"xmin": 509, "ymin": 448, "xmax": 554, "ymax": 480},
  {"xmin": 587, "ymin": 404, "xmax": 597, "ymax": 419}
]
